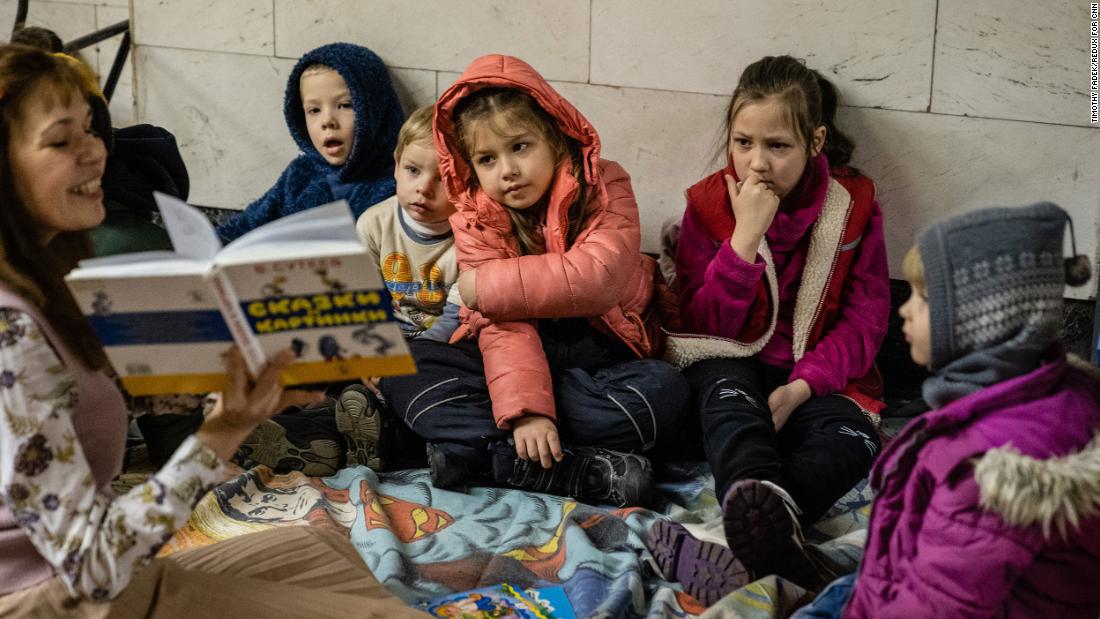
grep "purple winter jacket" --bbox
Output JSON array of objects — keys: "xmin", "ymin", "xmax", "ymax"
[{"xmin": 845, "ymin": 351, "xmax": 1100, "ymax": 618}]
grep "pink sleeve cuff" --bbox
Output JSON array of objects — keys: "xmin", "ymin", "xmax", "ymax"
[
  {"xmin": 713, "ymin": 240, "xmax": 767, "ymax": 289},
  {"xmin": 789, "ymin": 361, "xmax": 841, "ymax": 397}
]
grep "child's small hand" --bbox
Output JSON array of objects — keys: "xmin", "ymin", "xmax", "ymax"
[
  {"xmin": 359, "ymin": 376, "xmax": 383, "ymax": 399},
  {"xmin": 768, "ymin": 379, "xmax": 811, "ymax": 431},
  {"xmin": 457, "ymin": 268, "xmax": 478, "ymax": 310},
  {"xmin": 726, "ymin": 173, "xmax": 780, "ymax": 262},
  {"xmin": 512, "ymin": 414, "xmax": 564, "ymax": 469}
]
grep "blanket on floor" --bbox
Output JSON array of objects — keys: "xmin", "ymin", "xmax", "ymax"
[{"xmin": 157, "ymin": 463, "xmax": 872, "ymax": 618}]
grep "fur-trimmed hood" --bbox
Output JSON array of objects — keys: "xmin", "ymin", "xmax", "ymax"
[
  {"xmin": 850, "ymin": 350, "xmax": 1100, "ymax": 618},
  {"xmin": 975, "ymin": 356, "xmax": 1100, "ymax": 538},
  {"xmin": 976, "ymin": 432, "xmax": 1100, "ymax": 539}
]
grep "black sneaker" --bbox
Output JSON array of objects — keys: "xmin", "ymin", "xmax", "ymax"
[
  {"xmin": 334, "ymin": 385, "xmax": 384, "ymax": 469},
  {"xmin": 235, "ymin": 415, "xmax": 343, "ymax": 477},
  {"xmin": 721, "ymin": 479, "xmax": 825, "ymax": 590},
  {"xmin": 426, "ymin": 442, "xmax": 494, "ymax": 491},
  {"xmin": 500, "ymin": 446, "xmax": 653, "ymax": 507}
]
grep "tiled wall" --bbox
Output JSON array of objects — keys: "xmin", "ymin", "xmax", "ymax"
[
  {"xmin": 6, "ymin": 1, "xmax": 1099, "ymax": 299},
  {"xmin": 1, "ymin": 0, "xmax": 134, "ymax": 126}
]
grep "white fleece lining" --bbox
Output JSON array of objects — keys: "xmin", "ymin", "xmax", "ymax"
[
  {"xmin": 663, "ymin": 242, "xmax": 779, "ymax": 369},
  {"xmin": 664, "ymin": 178, "xmax": 852, "ymax": 370},
  {"xmin": 791, "ymin": 179, "xmax": 853, "ymax": 362},
  {"xmin": 975, "ymin": 432, "xmax": 1100, "ymax": 539}
]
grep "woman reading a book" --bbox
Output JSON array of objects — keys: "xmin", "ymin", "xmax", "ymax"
[{"xmin": 0, "ymin": 45, "xmax": 427, "ymax": 616}]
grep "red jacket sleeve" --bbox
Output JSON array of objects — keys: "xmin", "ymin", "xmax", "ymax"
[
  {"xmin": 448, "ymin": 213, "xmax": 556, "ymax": 428},
  {"xmin": 477, "ymin": 320, "xmax": 556, "ymax": 428}
]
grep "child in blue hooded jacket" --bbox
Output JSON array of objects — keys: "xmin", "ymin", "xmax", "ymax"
[{"xmin": 217, "ymin": 42, "xmax": 405, "ymax": 242}]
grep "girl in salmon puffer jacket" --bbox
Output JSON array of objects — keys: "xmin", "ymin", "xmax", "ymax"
[{"xmin": 377, "ymin": 55, "xmax": 689, "ymax": 507}]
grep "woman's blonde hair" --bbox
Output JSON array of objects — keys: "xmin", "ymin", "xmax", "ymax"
[
  {"xmin": 453, "ymin": 88, "xmax": 586, "ymax": 256},
  {"xmin": 0, "ymin": 44, "xmax": 107, "ymax": 369},
  {"xmin": 903, "ymin": 245, "xmax": 925, "ymax": 292}
]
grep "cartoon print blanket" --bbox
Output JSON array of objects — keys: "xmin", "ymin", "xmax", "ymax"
[{"xmin": 158, "ymin": 463, "xmax": 873, "ymax": 618}]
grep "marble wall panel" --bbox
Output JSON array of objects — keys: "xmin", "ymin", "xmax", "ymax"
[
  {"xmin": 46, "ymin": 0, "xmax": 127, "ymax": 5},
  {"xmin": 551, "ymin": 81, "xmax": 730, "ymax": 253},
  {"xmin": 934, "ymin": 0, "xmax": 1094, "ymax": 126},
  {"xmin": 273, "ymin": 0, "xmax": 589, "ymax": 82},
  {"xmin": 390, "ymin": 67, "xmax": 438, "ymax": 114},
  {"xmin": 842, "ymin": 106, "xmax": 1099, "ymax": 298},
  {"xmin": 94, "ymin": 4, "xmax": 133, "ymax": 126},
  {"xmin": 133, "ymin": 0, "xmax": 273, "ymax": 56},
  {"xmin": 135, "ymin": 46, "xmax": 297, "ymax": 209},
  {"xmin": 591, "ymin": 0, "xmax": 936, "ymax": 111},
  {"xmin": 0, "ymin": 0, "xmax": 96, "ymax": 47}
]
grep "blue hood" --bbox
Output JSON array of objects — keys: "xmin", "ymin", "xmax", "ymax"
[{"xmin": 283, "ymin": 42, "xmax": 404, "ymax": 182}]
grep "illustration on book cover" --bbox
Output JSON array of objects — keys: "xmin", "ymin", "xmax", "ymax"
[{"xmin": 236, "ymin": 259, "xmax": 404, "ymax": 370}]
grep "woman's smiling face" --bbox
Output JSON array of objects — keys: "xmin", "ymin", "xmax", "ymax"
[{"xmin": 8, "ymin": 84, "xmax": 106, "ymax": 246}]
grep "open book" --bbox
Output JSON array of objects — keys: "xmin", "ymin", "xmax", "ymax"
[{"xmin": 65, "ymin": 193, "xmax": 415, "ymax": 395}]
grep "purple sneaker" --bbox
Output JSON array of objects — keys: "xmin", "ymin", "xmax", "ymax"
[
  {"xmin": 721, "ymin": 479, "xmax": 825, "ymax": 591},
  {"xmin": 647, "ymin": 520, "xmax": 748, "ymax": 606}
]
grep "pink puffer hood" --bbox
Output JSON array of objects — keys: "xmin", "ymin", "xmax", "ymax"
[{"xmin": 433, "ymin": 54, "xmax": 604, "ymax": 238}]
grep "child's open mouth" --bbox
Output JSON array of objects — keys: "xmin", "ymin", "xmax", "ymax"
[{"xmin": 323, "ymin": 138, "xmax": 344, "ymax": 155}]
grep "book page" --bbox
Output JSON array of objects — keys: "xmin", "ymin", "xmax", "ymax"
[
  {"xmin": 215, "ymin": 241, "xmax": 368, "ymax": 268},
  {"xmin": 65, "ymin": 269, "xmax": 233, "ymax": 395},
  {"xmin": 221, "ymin": 201, "xmax": 360, "ymax": 256},
  {"xmin": 75, "ymin": 250, "xmax": 182, "ymax": 269},
  {"xmin": 67, "ymin": 257, "xmax": 209, "ymax": 279},
  {"xmin": 155, "ymin": 191, "xmax": 223, "ymax": 261}
]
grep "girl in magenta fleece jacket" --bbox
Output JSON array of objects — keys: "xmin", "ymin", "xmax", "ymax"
[{"xmin": 648, "ymin": 55, "xmax": 890, "ymax": 604}]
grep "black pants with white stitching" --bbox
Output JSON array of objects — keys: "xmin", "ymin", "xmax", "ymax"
[
  {"xmin": 684, "ymin": 357, "xmax": 880, "ymax": 526},
  {"xmin": 379, "ymin": 333, "xmax": 689, "ymax": 478}
]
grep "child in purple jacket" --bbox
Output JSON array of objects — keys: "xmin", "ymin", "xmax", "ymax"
[{"xmin": 800, "ymin": 202, "xmax": 1100, "ymax": 618}]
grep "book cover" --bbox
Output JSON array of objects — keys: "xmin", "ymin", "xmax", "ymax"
[
  {"xmin": 214, "ymin": 248, "xmax": 414, "ymax": 386},
  {"xmin": 421, "ymin": 584, "xmax": 576, "ymax": 619},
  {"xmin": 68, "ymin": 260, "xmax": 234, "ymax": 395},
  {"xmin": 66, "ymin": 195, "xmax": 415, "ymax": 395}
]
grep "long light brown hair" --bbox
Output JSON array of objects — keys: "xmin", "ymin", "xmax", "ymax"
[
  {"xmin": 722, "ymin": 55, "xmax": 857, "ymax": 171},
  {"xmin": 0, "ymin": 44, "xmax": 108, "ymax": 369},
  {"xmin": 453, "ymin": 88, "xmax": 587, "ymax": 256}
]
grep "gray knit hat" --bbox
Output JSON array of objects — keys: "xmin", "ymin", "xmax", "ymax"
[{"xmin": 917, "ymin": 202, "xmax": 1072, "ymax": 371}]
